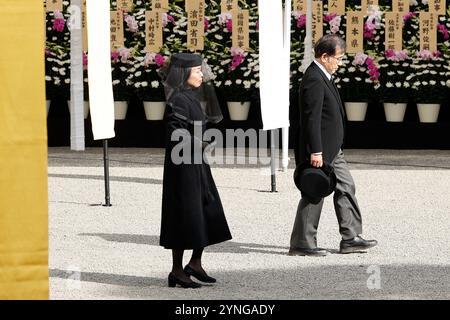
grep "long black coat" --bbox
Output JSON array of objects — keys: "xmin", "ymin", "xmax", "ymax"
[
  {"xmin": 160, "ymin": 90, "xmax": 232, "ymax": 249},
  {"xmin": 294, "ymin": 62, "xmax": 346, "ymax": 166}
]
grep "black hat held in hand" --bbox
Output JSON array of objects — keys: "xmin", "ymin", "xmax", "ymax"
[{"xmin": 293, "ymin": 162, "xmax": 337, "ymax": 204}]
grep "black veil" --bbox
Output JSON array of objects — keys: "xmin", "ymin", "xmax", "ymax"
[{"xmin": 159, "ymin": 53, "xmax": 223, "ymax": 123}]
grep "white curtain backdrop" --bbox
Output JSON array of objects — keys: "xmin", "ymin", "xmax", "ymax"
[
  {"xmin": 258, "ymin": 0, "xmax": 291, "ymax": 131},
  {"xmin": 86, "ymin": 0, "xmax": 115, "ymax": 140}
]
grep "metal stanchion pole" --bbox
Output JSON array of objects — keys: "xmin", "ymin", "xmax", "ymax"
[
  {"xmin": 102, "ymin": 139, "xmax": 112, "ymax": 207},
  {"xmin": 270, "ymin": 129, "xmax": 277, "ymax": 192}
]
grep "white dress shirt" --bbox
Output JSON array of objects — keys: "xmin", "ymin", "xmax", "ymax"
[{"xmin": 313, "ymin": 59, "xmax": 332, "ymax": 81}]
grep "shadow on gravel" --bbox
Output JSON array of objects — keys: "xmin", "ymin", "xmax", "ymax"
[
  {"xmin": 50, "ymin": 264, "xmax": 450, "ymax": 299},
  {"xmin": 49, "ymin": 268, "xmax": 164, "ymax": 288},
  {"xmin": 79, "ymin": 233, "xmax": 289, "ymax": 256},
  {"xmin": 49, "ymin": 173, "xmax": 162, "ymax": 185}
]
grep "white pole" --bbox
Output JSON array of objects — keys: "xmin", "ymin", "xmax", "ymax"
[
  {"xmin": 301, "ymin": 0, "xmax": 314, "ymax": 72},
  {"xmin": 282, "ymin": 0, "xmax": 292, "ymax": 172},
  {"xmin": 68, "ymin": 0, "xmax": 85, "ymax": 151}
]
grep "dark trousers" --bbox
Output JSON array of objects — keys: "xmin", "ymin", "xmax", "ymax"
[{"xmin": 290, "ymin": 150, "xmax": 363, "ymax": 249}]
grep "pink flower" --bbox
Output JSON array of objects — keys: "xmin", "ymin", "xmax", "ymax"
[
  {"xmin": 366, "ymin": 58, "xmax": 380, "ymax": 82},
  {"xmin": 329, "ymin": 16, "xmax": 341, "ymax": 34},
  {"xmin": 433, "ymin": 50, "xmax": 442, "ymax": 58},
  {"xmin": 111, "ymin": 50, "xmax": 120, "ymax": 64},
  {"xmin": 363, "ymin": 21, "xmax": 376, "ymax": 40},
  {"xmin": 385, "ymin": 49, "xmax": 395, "ymax": 58},
  {"xmin": 118, "ymin": 48, "xmax": 131, "ymax": 63},
  {"xmin": 144, "ymin": 53, "xmax": 156, "ymax": 67},
  {"xmin": 296, "ymin": 14, "xmax": 306, "ymax": 29},
  {"xmin": 229, "ymin": 48, "xmax": 245, "ymax": 71},
  {"xmin": 438, "ymin": 24, "xmax": 449, "ymax": 40},
  {"xmin": 403, "ymin": 12, "xmax": 416, "ymax": 23},
  {"xmin": 83, "ymin": 52, "xmax": 88, "ymax": 68},
  {"xmin": 324, "ymin": 13, "xmax": 337, "ymax": 23},
  {"xmin": 204, "ymin": 17, "xmax": 209, "ymax": 31},
  {"xmin": 353, "ymin": 53, "xmax": 368, "ymax": 66},
  {"xmin": 124, "ymin": 14, "xmax": 139, "ymax": 33},
  {"xmin": 162, "ymin": 13, "xmax": 174, "ymax": 27},
  {"xmin": 417, "ymin": 50, "xmax": 434, "ymax": 60},
  {"xmin": 226, "ymin": 19, "xmax": 233, "ymax": 32},
  {"xmin": 385, "ymin": 49, "xmax": 409, "ymax": 62},
  {"xmin": 52, "ymin": 10, "xmax": 66, "ymax": 32},
  {"xmin": 155, "ymin": 54, "xmax": 166, "ymax": 67}
]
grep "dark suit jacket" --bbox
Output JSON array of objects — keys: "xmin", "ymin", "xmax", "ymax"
[{"xmin": 294, "ymin": 62, "xmax": 346, "ymax": 166}]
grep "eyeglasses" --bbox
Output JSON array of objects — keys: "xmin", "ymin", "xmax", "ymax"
[{"xmin": 329, "ymin": 55, "xmax": 346, "ymax": 62}]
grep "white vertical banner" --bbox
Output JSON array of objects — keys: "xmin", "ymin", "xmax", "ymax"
[
  {"xmin": 86, "ymin": 0, "xmax": 115, "ymax": 140},
  {"xmin": 258, "ymin": 0, "xmax": 290, "ymax": 131},
  {"xmin": 282, "ymin": 0, "xmax": 292, "ymax": 171},
  {"xmin": 68, "ymin": 0, "xmax": 85, "ymax": 151}
]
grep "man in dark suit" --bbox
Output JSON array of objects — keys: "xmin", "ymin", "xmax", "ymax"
[{"xmin": 289, "ymin": 34, "xmax": 378, "ymax": 256}]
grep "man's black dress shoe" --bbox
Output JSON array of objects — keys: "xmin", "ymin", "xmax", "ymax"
[
  {"xmin": 168, "ymin": 272, "xmax": 202, "ymax": 288},
  {"xmin": 340, "ymin": 236, "xmax": 378, "ymax": 254},
  {"xmin": 184, "ymin": 265, "xmax": 216, "ymax": 283},
  {"xmin": 288, "ymin": 247, "xmax": 328, "ymax": 256}
]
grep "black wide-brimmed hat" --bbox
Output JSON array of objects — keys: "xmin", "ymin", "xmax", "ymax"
[
  {"xmin": 293, "ymin": 162, "xmax": 337, "ymax": 204},
  {"xmin": 170, "ymin": 53, "xmax": 202, "ymax": 68}
]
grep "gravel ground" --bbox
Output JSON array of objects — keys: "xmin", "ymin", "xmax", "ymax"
[{"xmin": 48, "ymin": 147, "xmax": 450, "ymax": 300}]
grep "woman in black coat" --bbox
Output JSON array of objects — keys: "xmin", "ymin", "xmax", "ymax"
[{"xmin": 159, "ymin": 53, "xmax": 232, "ymax": 288}]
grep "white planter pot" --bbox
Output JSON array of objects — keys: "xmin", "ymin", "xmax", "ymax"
[
  {"xmin": 417, "ymin": 103, "xmax": 440, "ymax": 123},
  {"xmin": 67, "ymin": 100, "xmax": 89, "ymax": 119},
  {"xmin": 227, "ymin": 101, "xmax": 251, "ymax": 121},
  {"xmin": 143, "ymin": 101, "xmax": 166, "ymax": 120},
  {"xmin": 383, "ymin": 103, "xmax": 407, "ymax": 122},
  {"xmin": 46, "ymin": 100, "xmax": 51, "ymax": 117},
  {"xmin": 344, "ymin": 102, "xmax": 368, "ymax": 121},
  {"xmin": 114, "ymin": 101, "xmax": 128, "ymax": 120}
]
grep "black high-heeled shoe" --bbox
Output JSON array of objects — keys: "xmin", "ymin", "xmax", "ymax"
[
  {"xmin": 168, "ymin": 272, "xmax": 202, "ymax": 288},
  {"xmin": 184, "ymin": 265, "xmax": 216, "ymax": 283}
]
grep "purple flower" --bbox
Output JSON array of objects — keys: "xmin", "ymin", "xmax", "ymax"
[
  {"xmin": 366, "ymin": 58, "xmax": 380, "ymax": 82},
  {"xmin": 229, "ymin": 48, "xmax": 245, "ymax": 71},
  {"xmin": 204, "ymin": 17, "xmax": 209, "ymax": 31},
  {"xmin": 155, "ymin": 54, "xmax": 166, "ymax": 67},
  {"xmin": 385, "ymin": 49, "xmax": 395, "ymax": 58},
  {"xmin": 256, "ymin": 20, "xmax": 259, "ymax": 31},
  {"xmin": 52, "ymin": 10, "xmax": 65, "ymax": 32},
  {"xmin": 324, "ymin": 13, "xmax": 337, "ymax": 23},
  {"xmin": 226, "ymin": 19, "xmax": 233, "ymax": 32},
  {"xmin": 433, "ymin": 50, "xmax": 442, "ymax": 58},
  {"xmin": 296, "ymin": 14, "xmax": 306, "ymax": 29},
  {"xmin": 403, "ymin": 12, "xmax": 416, "ymax": 23},
  {"xmin": 363, "ymin": 22, "xmax": 376, "ymax": 40},
  {"xmin": 111, "ymin": 50, "xmax": 120, "ymax": 64},
  {"xmin": 163, "ymin": 13, "xmax": 174, "ymax": 27},
  {"xmin": 438, "ymin": 24, "xmax": 449, "ymax": 40}
]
